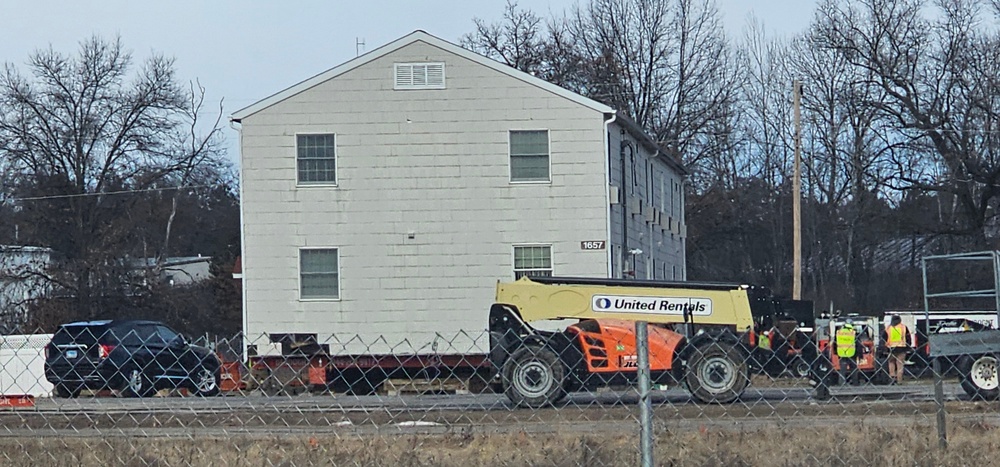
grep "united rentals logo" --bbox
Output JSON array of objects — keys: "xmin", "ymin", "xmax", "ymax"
[{"xmin": 592, "ymin": 294, "xmax": 713, "ymax": 316}]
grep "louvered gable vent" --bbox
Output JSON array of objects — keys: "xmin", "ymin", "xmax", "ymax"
[{"xmin": 394, "ymin": 62, "xmax": 445, "ymax": 89}]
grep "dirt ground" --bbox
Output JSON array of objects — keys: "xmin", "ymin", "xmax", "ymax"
[
  {"xmin": 2, "ymin": 419, "xmax": 999, "ymax": 466},
  {"xmin": 0, "ymin": 398, "xmax": 982, "ymax": 433}
]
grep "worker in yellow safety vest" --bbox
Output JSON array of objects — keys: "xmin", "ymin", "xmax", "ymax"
[
  {"xmin": 832, "ymin": 321, "xmax": 860, "ymax": 386},
  {"xmin": 758, "ymin": 329, "xmax": 771, "ymax": 350},
  {"xmin": 883, "ymin": 315, "xmax": 912, "ymax": 384}
]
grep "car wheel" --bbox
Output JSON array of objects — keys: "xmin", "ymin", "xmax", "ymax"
[
  {"xmin": 123, "ymin": 369, "xmax": 155, "ymax": 398},
  {"xmin": 191, "ymin": 366, "xmax": 221, "ymax": 397},
  {"xmin": 53, "ymin": 384, "xmax": 81, "ymax": 398}
]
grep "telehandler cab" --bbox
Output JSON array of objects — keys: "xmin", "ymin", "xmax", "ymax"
[{"xmin": 489, "ymin": 276, "xmax": 793, "ymax": 407}]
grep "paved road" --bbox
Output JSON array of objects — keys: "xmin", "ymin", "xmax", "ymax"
[
  {"xmin": 13, "ymin": 382, "xmax": 963, "ymax": 414},
  {"xmin": 21, "ymin": 379, "xmax": 963, "ymax": 413}
]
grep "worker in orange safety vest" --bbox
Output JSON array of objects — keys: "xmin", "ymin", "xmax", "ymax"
[{"xmin": 883, "ymin": 315, "xmax": 912, "ymax": 384}]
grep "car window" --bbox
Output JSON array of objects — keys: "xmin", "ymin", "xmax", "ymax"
[
  {"xmin": 117, "ymin": 325, "xmax": 160, "ymax": 346},
  {"xmin": 155, "ymin": 325, "xmax": 180, "ymax": 343},
  {"xmin": 57, "ymin": 325, "xmax": 112, "ymax": 344}
]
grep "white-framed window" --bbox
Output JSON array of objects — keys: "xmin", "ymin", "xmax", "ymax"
[
  {"xmin": 394, "ymin": 62, "xmax": 445, "ymax": 89},
  {"xmin": 299, "ymin": 248, "xmax": 340, "ymax": 300},
  {"xmin": 296, "ymin": 134, "xmax": 337, "ymax": 185},
  {"xmin": 660, "ymin": 175, "xmax": 667, "ymax": 212},
  {"xmin": 630, "ymin": 153, "xmax": 637, "ymax": 194},
  {"xmin": 509, "ymin": 130, "xmax": 550, "ymax": 182},
  {"xmin": 513, "ymin": 244, "xmax": 552, "ymax": 279},
  {"xmin": 675, "ymin": 179, "xmax": 683, "ymax": 216},
  {"xmin": 615, "ymin": 245, "xmax": 624, "ymax": 279},
  {"xmin": 646, "ymin": 160, "xmax": 653, "ymax": 201}
]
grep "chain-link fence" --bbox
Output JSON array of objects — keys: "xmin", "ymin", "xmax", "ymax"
[{"xmin": 1, "ymin": 320, "xmax": 999, "ymax": 467}]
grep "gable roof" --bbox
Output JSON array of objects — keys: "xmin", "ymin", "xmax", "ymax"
[{"xmin": 230, "ymin": 30, "xmax": 614, "ymax": 121}]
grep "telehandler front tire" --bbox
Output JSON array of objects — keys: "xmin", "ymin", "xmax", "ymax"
[
  {"xmin": 502, "ymin": 345, "xmax": 567, "ymax": 408},
  {"xmin": 685, "ymin": 342, "xmax": 748, "ymax": 404}
]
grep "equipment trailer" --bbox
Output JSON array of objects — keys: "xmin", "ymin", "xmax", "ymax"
[
  {"xmin": 919, "ymin": 251, "xmax": 1000, "ymax": 400},
  {"xmin": 245, "ymin": 340, "xmax": 489, "ymax": 396},
  {"xmin": 489, "ymin": 276, "xmax": 794, "ymax": 407}
]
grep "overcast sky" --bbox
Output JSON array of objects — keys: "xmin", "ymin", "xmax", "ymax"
[{"xmin": 1, "ymin": 1, "xmax": 817, "ymax": 166}]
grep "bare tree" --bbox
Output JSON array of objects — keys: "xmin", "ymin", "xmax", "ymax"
[
  {"xmin": 0, "ymin": 35, "xmax": 227, "ymax": 321},
  {"xmin": 713, "ymin": 17, "xmax": 795, "ymax": 290},
  {"xmin": 462, "ymin": 1, "xmax": 547, "ymax": 74},
  {"xmin": 0, "ymin": 246, "xmax": 51, "ymax": 332},
  {"xmin": 785, "ymin": 22, "xmax": 900, "ymax": 309},
  {"xmin": 738, "ymin": 18, "xmax": 794, "ymax": 189},
  {"xmin": 561, "ymin": 0, "xmax": 735, "ymax": 177},
  {"xmin": 815, "ymin": 0, "xmax": 1000, "ymax": 241}
]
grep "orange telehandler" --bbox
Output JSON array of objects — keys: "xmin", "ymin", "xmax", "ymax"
[{"xmin": 488, "ymin": 276, "xmax": 808, "ymax": 407}]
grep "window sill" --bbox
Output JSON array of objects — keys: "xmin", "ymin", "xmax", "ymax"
[
  {"xmin": 296, "ymin": 183, "xmax": 339, "ymax": 189},
  {"xmin": 298, "ymin": 297, "xmax": 342, "ymax": 302},
  {"xmin": 394, "ymin": 86, "xmax": 446, "ymax": 91},
  {"xmin": 509, "ymin": 180, "xmax": 552, "ymax": 185}
]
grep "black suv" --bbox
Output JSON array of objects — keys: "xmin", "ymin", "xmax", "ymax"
[{"xmin": 44, "ymin": 320, "xmax": 221, "ymax": 398}]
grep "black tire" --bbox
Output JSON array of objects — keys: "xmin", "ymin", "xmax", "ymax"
[
  {"xmin": 810, "ymin": 352, "xmax": 835, "ymax": 399},
  {"xmin": 684, "ymin": 341, "xmax": 749, "ymax": 404},
  {"xmin": 959, "ymin": 354, "xmax": 1000, "ymax": 401},
  {"xmin": 53, "ymin": 383, "xmax": 81, "ymax": 398},
  {"xmin": 502, "ymin": 345, "xmax": 566, "ymax": 408},
  {"xmin": 260, "ymin": 375, "xmax": 284, "ymax": 397},
  {"xmin": 190, "ymin": 366, "xmax": 221, "ymax": 397},
  {"xmin": 814, "ymin": 384, "xmax": 831, "ymax": 400},
  {"xmin": 790, "ymin": 356, "xmax": 811, "ymax": 378},
  {"xmin": 122, "ymin": 368, "xmax": 156, "ymax": 398}
]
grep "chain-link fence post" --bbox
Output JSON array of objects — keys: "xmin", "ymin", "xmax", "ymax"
[
  {"xmin": 636, "ymin": 321, "xmax": 653, "ymax": 467},
  {"xmin": 932, "ymin": 357, "xmax": 948, "ymax": 449}
]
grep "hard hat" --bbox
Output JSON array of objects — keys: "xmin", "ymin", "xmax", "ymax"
[{"xmin": 843, "ymin": 322, "xmax": 854, "ymax": 330}]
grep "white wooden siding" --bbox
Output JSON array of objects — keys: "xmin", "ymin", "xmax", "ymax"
[{"xmin": 241, "ymin": 40, "xmax": 610, "ymax": 355}]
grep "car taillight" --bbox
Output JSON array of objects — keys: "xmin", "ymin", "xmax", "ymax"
[{"xmin": 99, "ymin": 344, "xmax": 116, "ymax": 359}]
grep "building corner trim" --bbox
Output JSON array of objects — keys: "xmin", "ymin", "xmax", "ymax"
[{"xmin": 603, "ymin": 112, "xmax": 617, "ymax": 279}]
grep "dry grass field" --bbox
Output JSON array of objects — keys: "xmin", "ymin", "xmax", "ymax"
[{"xmin": 2, "ymin": 417, "xmax": 999, "ymax": 467}]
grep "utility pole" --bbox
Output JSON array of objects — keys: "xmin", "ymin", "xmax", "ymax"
[
  {"xmin": 356, "ymin": 37, "xmax": 366, "ymax": 57},
  {"xmin": 793, "ymin": 80, "xmax": 802, "ymax": 300}
]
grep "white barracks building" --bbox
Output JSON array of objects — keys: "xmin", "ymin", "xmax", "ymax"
[{"xmin": 232, "ymin": 31, "xmax": 687, "ymax": 356}]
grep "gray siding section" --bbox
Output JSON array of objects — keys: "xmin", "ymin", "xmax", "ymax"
[
  {"xmin": 607, "ymin": 124, "xmax": 686, "ymax": 281},
  {"xmin": 240, "ymin": 40, "xmax": 612, "ymax": 355}
]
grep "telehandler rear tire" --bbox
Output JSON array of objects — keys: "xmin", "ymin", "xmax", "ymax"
[
  {"xmin": 502, "ymin": 345, "xmax": 566, "ymax": 408},
  {"xmin": 685, "ymin": 342, "xmax": 748, "ymax": 404}
]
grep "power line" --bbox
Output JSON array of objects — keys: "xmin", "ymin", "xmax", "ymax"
[{"xmin": 7, "ymin": 185, "xmax": 215, "ymax": 203}]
